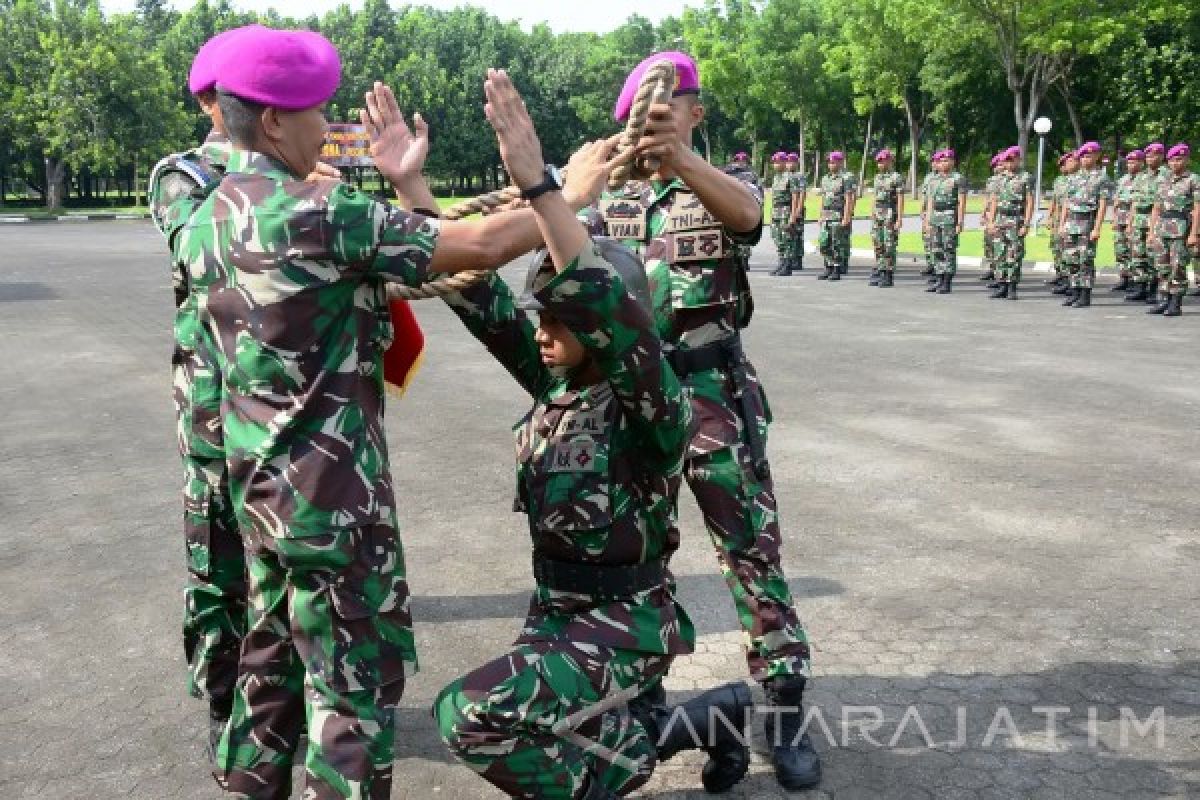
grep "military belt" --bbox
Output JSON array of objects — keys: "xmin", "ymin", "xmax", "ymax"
[
  {"xmin": 1135, "ymin": 205, "xmax": 1155, "ymax": 213},
  {"xmin": 1068, "ymin": 209, "xmax": 1096, "ymax": 217},
  {"xmin": 1161, "ymin": 211, "xmax": 1189, "ymax": 220},
  {"xmin": 996, "ymin": 208, "xmax": 1023, "ymax": 217},
  {"xmin": 933, "ymin": 203, "xmax": 956, "ymax": 211},
  {"xmin": 532, "ymin": 555, "xmax": 666, "ymax": 600},
  {"xmin": 667, "ymin": 344, "xmax": 727, "ymax": 377}
]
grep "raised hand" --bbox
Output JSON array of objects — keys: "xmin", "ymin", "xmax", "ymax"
[
  {"xmin": 633, "ymin": 103, "xmax": 686, "ymax": 171},
  {"xmin": 483, "ymin": 69, "xmax": 544, "ymax": 191},
  {"xmin": 361, "ymin": 81, "xmax": 428, "ymax": 184},
  {"xmin": 562, "ymin": 135, "xmax": 631, "ymax": 209}
]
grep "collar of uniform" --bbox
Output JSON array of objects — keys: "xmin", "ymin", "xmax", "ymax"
[
  {"xmin": 203, "ymin": 130, "xmax": 230, "ymax": 146},
  {"xmin": 226, "ymin": 148, "xmax": 295, "ymax": 179}
]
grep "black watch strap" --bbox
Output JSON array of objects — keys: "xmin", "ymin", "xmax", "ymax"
[{"xmin": 520, "ymin": 166, "xmax": 561, "ymax": 201}]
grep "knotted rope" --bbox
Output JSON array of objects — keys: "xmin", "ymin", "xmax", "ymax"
[{"xmin": 390, "ymin": 60, "xmax": 675, "ymax": 300}]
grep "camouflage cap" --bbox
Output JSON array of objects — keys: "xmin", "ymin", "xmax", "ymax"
[
  {"xmin": 214, "ymin": 27, "xmax": 341, "ymax": 110},
  {"xmin": 519, "ymin": 238, "xmax": 651, "ymax": 314}
]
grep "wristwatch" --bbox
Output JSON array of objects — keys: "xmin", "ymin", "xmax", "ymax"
[{"xmin": 520, "ymin": 164, "xmax": 563, "ymax": 201}]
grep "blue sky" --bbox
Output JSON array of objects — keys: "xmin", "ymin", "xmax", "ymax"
[{"xmin": 100, "ymin": 0, "xmax": 692, "ymax": 33}]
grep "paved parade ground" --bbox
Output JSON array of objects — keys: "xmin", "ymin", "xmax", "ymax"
[{"xmin": 2, "ymin": 221, "xmax": 1200, "ymax": 799}]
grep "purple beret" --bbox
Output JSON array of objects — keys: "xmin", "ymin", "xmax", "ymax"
[
  {"xmin": 1007, "ymin": 146, "xmax": 1023, "ymax": 160},
  {"xmin": 189, "ymin": 25, "xmax": 264, "ymax": 95},
  {"xmin": 1167, "ymin": 143, "xmax": 1191, "ymax": 159},
  {"xmin": 875, "ymin": 148, "xmax": 893, "ymax": 161},
  {"xmin": 770, "ymin": 151, "xmax": 785, "ymax": 163},
  {"xmin": 827, "ymin": 151, "xmax": 845, "ymax": 162},
  {"xmin": 941, "ymin": 149, "xmax": 956, "ymax": 161},
  {"xmin": 787, "ymin": 153, "xmax": 799, "ymax": 162},
  {"xmin": 1125, "ymin": 149, "xmax": 1144, "ymax": 161},
  {"xmin": 1077, "ymin": 141, "xmax": 1100, "ymax": 155},
  {"xmin": 1145, "ymin": 142, "xmax": 1165, "ymax": 155},
  {"xmin": 734, "ymin": 151, "xmax": 748, "ymax": 160},
  {"xmin": 989, "ymin": 154, "xmax": 1001, "ymax": 167},
  {"xmin": 613, "ymin": 51, "xmax": 700, "ymax": 122},
  {"xmin": 1057, "ymin": 152, "xmax": 1072, "ymax": 167},
  {"xmin": 214, "ymin": 27, "xmax": 341, "ymax": 111}
]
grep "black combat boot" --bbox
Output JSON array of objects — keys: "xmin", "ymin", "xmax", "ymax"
[
  {"xmin": 1062, "ymin": 287, "xmax": 1080, "ymax": 306},
  {"xmin": 1008, "ymin": 283, "xmax": 1019, "ymax": 300},
  {"xmin": 979, "ymin": 269, "xmax": 994, "ymax": 281},
  {"xmin": 990, "ymin": 282, "xmax": 1009, "ymax": 299},
  {"xmin": 817, "ymin": 268, "xmax": 832, "ymax": 280},
  {"xmin": 1147, "ymin": 292, "xmax": 1170, "ymax": 314},
  {"xmin": 936, "ymin": 273, "xmax": 953, "ymax": 294},
  {"xmin": 1188, "ymin": 285, "xmax": 1200, "ymax": 297},
  {"xmin": 1125, "ymin": 281, "xmax": 1148, "ymax": 302},
  {"xmin": 1051, "ymin": 280, "xmax": 1070, "ymax": 295},
  {"xmin": 1044, "ymin": 275, "xmax": 1063, "ymax": 286},
  {"xmin": 987, "ymin": 278, "xmax": 1003, "ymax": 289},
  {"xmin": 1165, "ymin": 293, "xmax": 1184, "ymax": 317},
  {"xmin": 763, "ymin": 676, "xmax": 822, "ymax": 790},
  {"xmin": 1072, "ymin": 287, "xmax": 1092, "ymax": 308},
  {"xmin": 837, "ymin": 262, "xmax": 848, "ymax": 275},
  {"xmin": 630, "ymin": 681, "xmax": 752, "ymax": 794},
  {"xmin": 921, "ymin": 264, "xmax": 934, "ymax": 276},
  {"xmin": 1145, "ymin": 279, "xmax": 1160, "ymax": 304},
  {"xmin": 829, "ymin": 267, "xmax": 842, "ymax": 281},
  {"xmin": 925, "ymin": 274, "xmax": 941, "ymax": 292},
  {"xmin": 776, "ymin": 259, "xmax": 793, "ymax": 276},
  {"xmin": 868, "ymin": 269, "xmax": 881, "ymax": 286},
  {"xmin": 880, "ymin": 271, "xmax": 894, "ymax": 287},
  {"xmin": 1110, "ymin": 274, "xmax": 1131, "ymax": 292}
]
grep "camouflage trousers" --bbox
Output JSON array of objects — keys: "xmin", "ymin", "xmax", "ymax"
[
  {"xmin": 1158, "ymin": 237, "xmax": 1196, "ymax": 295},
  {"xmin": 789, "ymin": 220, "xmax": 805, "ymax": 266},
  {"xmin": 215, "ymin": 524, "xmax": 416, "ymax": 800},
  {"xmin": 1114, "ymin": 210, "xmax": 1132, "ymax": 273},
  {"xmin": 982, "ymin": 228, "xmax": 996, "ymax": 272},
  {"xmin": 818, "ymin": 219, "xmax": 849, "ymax": 272},
  {"xmin": 685, "ymin": 444, "xmax": 812, "ymax": 683},
  {"xmin": 921, "ymin": 228, "xmax": 933, "ymax": 270},
  {"xmin": 1062, "ymin": 214, "xmax": 1099, "ymax": 289},
  {"xmin": 173, "ymin": 349, "xmax": 245, "ymax": 713},
  {"xmin": 871, "ymin": 216, "xmax": 898, "ymax": 271},
  {"xmin": 1130, "ymin": 223, "xmax": 1154, "ymax": 281},
  {"xmin": 928, "ymin": 223, "xmax": 958, "ymax": 276},
  {"xmin": 992, "ymin": 216, "xmax": 1026, "ymax": 283},
  {"xmin": 1051, "ymin": 229, "xmax": 1067, "ymax": 276},
  {"xmin": 770, "ymin": 216, "xmax": 795, "ymax": 264},
  {"xmin": 435, "ymin": 639, "xmax": 671, "ymax": 799}
]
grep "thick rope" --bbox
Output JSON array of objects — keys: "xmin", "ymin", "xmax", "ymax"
[{"xmin": 390, "ymin": 61, "xmax": 675, "ymax": 300}]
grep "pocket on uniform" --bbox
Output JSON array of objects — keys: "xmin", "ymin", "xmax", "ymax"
[
  {"xmin": 533, "ymin": 447, "xmax": 613, "ymax": 533},
  {"xmin": 183, "ymin": 484, "xmax": 213, "ymax": 577}
]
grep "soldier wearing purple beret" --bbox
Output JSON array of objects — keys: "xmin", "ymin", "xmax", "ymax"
[
  {"xmin": 1057, "ymin": 141, "xmax": 1112, "ymax": 308},
  {"xmin": 1146, "ymin": 144, "xmax": 1199, "ymax": 315}
]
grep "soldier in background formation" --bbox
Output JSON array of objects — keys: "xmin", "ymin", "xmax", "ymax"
[
  {"xmin": 1111, "ymin": 150, "xmax": 1139, "ymax": 294},
  {"xmin": 1046, "ymin": 151, "xmax": 1079, "ymax": 293},
  {"xmin": 869, "ymin": 148, "xmax": 904, "ymax": 287},
  {"xmin": 723, "ymin": 149, "xmax": 760, "ymax": 274},
  {"xmin": 980, "ymin": 153, "xmax": 1005, "ymax": 284},
  {"xmin": 985, "ymin": 146, "xmax": 1033, "ymax": 300},
  {"xmin": 1146, "ymin": 143, "xmax": 1200, "ymax": 317},
  {"xmin": 768, "ymin": 151, "xmax": 796, "ymax": 274},
  {"xmin": 923, "ymin": 149, "xmax": 967, "ymax": 294},
  {"xmin": 818, "ymin": 151, "xmax": 856, "ymax": 280},
  {"xmin": 1057, "ymin": 141, "xmax": 1113, "ymax": 309},
  {"xmin": 784, "ymin": 152, "xmax": 807, "ymax": 273},
  {"xmin": 918, "ymin": 169, "xmax": 935, "ymax": 276}
]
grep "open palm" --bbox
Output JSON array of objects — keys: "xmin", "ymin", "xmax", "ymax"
[{"xmin": 361, "ymin": 81, "xmax": 428, "ymax": 182}]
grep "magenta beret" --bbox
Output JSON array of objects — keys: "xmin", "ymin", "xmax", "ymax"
[
  {"xmin": 1077, "ymin": 141, "xmax": 1100, "ymax": 155},
  {"xmin": 940, "ymin": 149, "xmax": 956, "ymax": 161},
  {"xmin": 214, "ymin": 27, "xmax": 341, "ymax": 111},
  {"xmin": 189, "ymin": 25, "xmax": 264, "ymax": 95},
  {"xmin": 1145, "ymin": 142, "xmax": 1165, "ymax": 155},
  {"xmin": 1167, "ymin": 143, "xmax": 1191, "ymax": 159},
  {"xmin": 827, "ymin": 151, "xmax": 845, "ymax": 162},
  {"xmin": 1057, "ymin": 152, "xmax": 1071, "ymax": 167},
  {"xmin": 1125, "ymin": 149, "xmax": 1144, "ymax": 161},
  {"xmin": 1003, "ymin": 146, "xmax": 1022, "ymax": 161},
  {"xmin": 875, "ymin": 148, "xmax": 893, "ymax": 161},
  {"xmin": 613, "ymin": 51, "xmax": 700, "ymax": 122},
  {"xmin": 787, "ymin": 153, "xmax": 799, "ymax": 162},
  {"xmin": 734, "ymin": 151, "xmax": 748, "ymax": 160},
  {"xmin": 770, "ymin": 151, "xmax": 785, "ymax": 163},
  {"xmin": 989, "ymin": 154, "xmax": 1001, "ymax": 167}
]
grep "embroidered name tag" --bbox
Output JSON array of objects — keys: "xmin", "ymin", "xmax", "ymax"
[
  {"xmin": 665, "ymin": 192, "xmax": 719, "ymax": 232},
  {"xmin": 544, "ymin": 439, "xmax": 601, "ymax": 473},
  {"xmin": 602, "ymin": 199, "xmax": 648, "ymax": 240},
  {"xmin": 669, "ymin": 229, "xmax": 725, "ymax": 262}
]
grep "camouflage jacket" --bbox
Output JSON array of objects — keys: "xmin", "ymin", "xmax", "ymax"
[
  {"xmin": 984, "ymin": 173, "xmax": 1004, "ymax": 202},
  {"xmin": 819, "ymin": 171, "xmax": 857, "ymax": 219},
  {"xmin": 443, "ymin": 244, "xmax": 695, "ymax": 655},
  {"xmin": 995, "ymin": 171, "xmax": 1030, "ymax": 217},
  {"xmin": 872, "ymin": 170, "xmax": 904, "ymax": 221},
  {"xmin": 1155, "ymin": 171, "xmax": 1200, "ymax": 239},
  {"xmin": 581, "ymin": 174, "xmax": 769, "ymax": 458},
  {"xmin": 1050, "ymin": 175, "xmax": 1070, "ymax": 209},
  {"xmin": 1132, "ymin": 166, "xmax": 1169, "ymax": 230},
  {"xmin": 1063, "ymin": 169, "xmax": 1113, "ymax": 233},
  {"xmin": 927, "ymin": 171, "xmax": 966, "ymax": 226},
  {"xmin": 770, "ymin": 172, "xmax": 793, "ymax": 219},
  {"xmin": 149, "ymin": 131, "xmax": 233, "ymax": 308},
  {"xmin": 173, "ymin": 149, "xmax": 440, "ymax": 542},
  {"xmin": 788, "ymin": 171, "xmax": 808, "ymax": 195},
  {"xmin": 1114, "ymin": 173, "xmax": 1135, "ymax": 209}
]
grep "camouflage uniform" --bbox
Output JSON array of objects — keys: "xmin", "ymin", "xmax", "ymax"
[
  {"xmin": 1148, "ymin": 165, "xmax": 1173, "ymax": 280},
  {"xmin": 982, "ymin": 172, "xmax": 1004, "ymax": 275},
  {"xmin": 149, "ymin": 131, "xmax": 246, "ymax": 720},
  {"xmin": 1130, "ymin": 169, "xmax": 1163, "ymax": 285},
  {"xmin": 769, "ymin": 172, "xmax": 795, "ymax": 267},
  {"xmin": 992, "ymin": 171, "xmax": 1030, "ymax": 285},
  {"xmin": 1113, "ymin": 172, "xmax": 1136, "ymax": 278},
  {"xmin": 1060, "ymin": 169, "xmax": 1113, "ymax": 290},
  {"xmin": 174, "ymin": 149, "xmax": 438, "ymax": 799},
  {"xmin": 434, "ymin": 245, "xmax": 694, "ymax": 799},
  {"xmin": 918, "ymin": 173, "xmax": 934, "ymax": 274},
  {"xmin": 1154, "ymin": 171, "xmax": 1200, "ymax": 296},
  {"xmin": 818, "ymin": 171, "xmax": 856, "ymax": 277},
  {"xmin": 720, "ymin": 161, "xmax": 761, "ymax": 271},
  {"xmin": 787, "ymin": 170, "xmax": 808, "ymax": 267},
  {"xmin": 1049, "ymin": 175, "xmax": 1070, "ymax": 279},
  {"xmin": 871, "ymin": 170, "xmax": 904, "ymax": 275},
  {"xmin": 583, "ymin": 176, "xmax": 812, "ymax": 685},
  {"xmin": 926, "ymin": 171, "xmax": 966, "ymax": 276}
]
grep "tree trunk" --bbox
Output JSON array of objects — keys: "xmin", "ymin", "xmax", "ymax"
[
  {"xmin": 901, "ymin": 92, "xmax": 923, "ymax": 193},
  {"xmin": 45, "ymin": 157, "xmax": 65, "ymax": 210},
  {"xmin": 1059, "ymin": 82, "xmax": 1083, "ymax": 148},
  {"xmin": 796, "ymin": 114, "xmax": 806, "ymax": 177},
  {"xmin": 859, "ymin": 109, "xmax": 873, "ymax": 187}
]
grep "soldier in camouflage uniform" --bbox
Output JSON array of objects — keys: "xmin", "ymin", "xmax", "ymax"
[
  {"xmin": 1046, "ymin": 152, "xmax": 1078, "ymax": 292},
  {"xmin": 721, "ymin": 151, "xmax": 761, "ymax": 277},
  {"xmin": 985, "ymin": 146, "xmax": 1033, "ymax": 300},
  {"xmin": 918, "ymin": 169, "xmax": 935, "ymax": 275},
  {"xmin": 147, "ymin": 28, "xmax": 248, "ymax": 756},
  {"xmin": 1142, "ymin": 142, "xmax": 1172, "ymax": 302},
  {"xmin": 980, "ymin": 153, "xmax": 1005, "ymax": 284},
  {"xmin": 869, "ymin": 148, "xmax": 904, "ymax": 287},
  {"xmin": 782, "ymin": 153, "xmax": 807, "ymax": 273},
  {"xmin": 435, "ymin": 223, "xmax": 752, "ymax": 797},
  {"xmin": 582, "ymin": 51, "xmax": 820, "ymax": 791},
  {"xmin": 1125, "ymin": 149, "xmax": 1160, "ymax": 302},
  {"xmin": 923, "ymin": 149, "xmax": 966, "ymax": 294},
  {"xmin": 768, "ymin": 151, "xmax": 795, "ymax": 274},
  {"xmin": 818, "ymin": 151, "xmax": 856, "ymax": 280},
  {"xmin": 1110, "ymin": 150, "xmax": 1141, "ymax": 294},
  {"xmin": 173, "ymin": 32, "xmax": 619, "ymax": 797},
  {"xmin": 1057, "ymin": 141, "xmax": 1112, "ymax": 309},
  {"xmin": 1147, "ymin": 143, "xmax": 1200, "ymax": 317}
]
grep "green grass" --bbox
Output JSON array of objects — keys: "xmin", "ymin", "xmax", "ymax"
[
  {"xmin": 765, "ymin": 194, "xmax": 988, "ymax": 220},
  {"xmin": 849, "ymin": 228, "xmax": 1117, "ymax": 265}
]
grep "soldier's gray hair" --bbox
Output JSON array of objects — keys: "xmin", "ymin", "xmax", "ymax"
[{"xmin": 217, "ymin": 92, "xmax": 266, "ymax": 147}]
